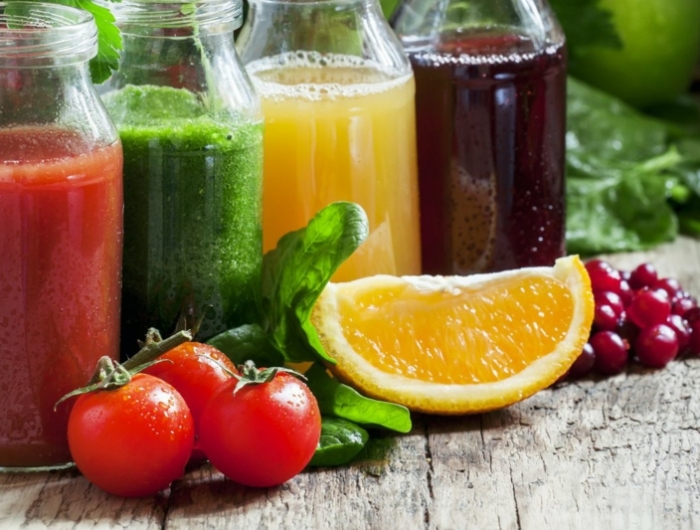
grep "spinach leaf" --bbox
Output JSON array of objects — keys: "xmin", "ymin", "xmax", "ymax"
[
  {"xmin": 305, "ymin": 363, "xmax": 412, "ymax": 434},
  {"xmin": 566, "ymin": 167, "xmax": 679, "ymax": 255},
  {"xmin": 567, "ymin": 78, "xmax": 670, "ymax": 162},
  {"xmin": 207, "ymin": 324, "xmax": 284, "ymax": 367},
  {"xmin": 564, "ymin": 78, "xmax": 693, "ymax": 254},
  {"xmin": 261, "ymin": 202, "xmax": 369, "ymax": 364},
  {"xmin": 309, "ymin": 417, "xmax": 369, "ymax": 467}
]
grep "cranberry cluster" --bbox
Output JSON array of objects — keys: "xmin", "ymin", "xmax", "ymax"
[{"xmin": 567, "ymin": 259, "xmax": 700, "ymax": 379}]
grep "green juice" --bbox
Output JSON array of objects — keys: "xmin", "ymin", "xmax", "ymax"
[{"xmin": 103, "ymin": 85, "xmax": 263, "ymax": 354}]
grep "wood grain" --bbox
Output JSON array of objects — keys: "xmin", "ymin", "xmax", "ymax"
[{"xmin": 2, "ymin": 237, "xmax": 700, "ymax": 529}]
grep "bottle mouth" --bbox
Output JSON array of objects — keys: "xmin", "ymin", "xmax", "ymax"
[
  {"xmin": 105, "ymin": 0, "xmax": 243, "ymax": 35},
  {"xmin": 0, "ymin": 2, "xmax": 97, "ymax": 66}
]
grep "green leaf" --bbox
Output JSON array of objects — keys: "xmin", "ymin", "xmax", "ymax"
[
  {"xmin": 679, "ymin": 207, "xmax": 700, "ymax": 237},
  {"xmin": 379, "ymin": 0, "xmax": 400, "ymax": 19},
  {"xmin": 207, "ymin": 324, "xmax": 284, "ymax": 367},
  {"xmin": 305, "ymin": 364, "xmax": 412, "ymax": 434},
  {"xmin": 308, "ymin": 417, "xmax": 369, "ymax": 467},
  {"xmin": 261, "ymin": 202, "xmax": 369, "ymax": 364},
  {"xmin": 645, "ymin": 96, "xmax": 700, "ymax": 140},
  {"xmin": 563, "ymin": 77, "xmax": 696, "ymax": 254},
  {"xmin": 548, "ymin": 0, "xmax": 622, "ymax": 69},
  {"xmin": 567, "ymin": 78, "xmax": 670, "ymax": 162},
  {"xmin": 75, "ymin": 0, "xmax": 122, "ymax": 84},
  {"xmin": 566, "ymin": 165, "xmax": 679, "ymax": 255}
]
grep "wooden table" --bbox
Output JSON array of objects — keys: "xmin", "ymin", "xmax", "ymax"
[{"xmin": 3, "ymin": 237, "xmax": 700, "ymax": 529}]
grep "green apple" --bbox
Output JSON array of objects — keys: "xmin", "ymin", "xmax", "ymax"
[{"xmin": 571, "ymin": 0, "xmax": 700, "ymax": 108}]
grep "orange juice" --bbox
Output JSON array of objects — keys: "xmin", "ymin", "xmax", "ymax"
[{"xmin": 248, "ymin": 52, "xmax": 421, "ymax": 281}]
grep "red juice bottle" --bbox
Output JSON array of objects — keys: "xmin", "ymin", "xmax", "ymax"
[
  {"xmin": 0, "ymin": 4, "xmax": 123, "ymax": 470},
  {"xmin": 393, "ymin": 1, "xmax": 567, "ymax": 275}
]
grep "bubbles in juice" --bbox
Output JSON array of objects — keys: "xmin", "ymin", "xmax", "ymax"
[
  {"xmin": 248, "ymin": 52, "xmax": 422, "ymax": 281},
  {"xmin": 409, "ymin": 34, "xmax": 567, "ymax": 275}
]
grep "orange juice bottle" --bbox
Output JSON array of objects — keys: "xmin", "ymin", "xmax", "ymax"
[{"xmin": 238, "ymin": 1, "xmax": 421, "ymax": 281}]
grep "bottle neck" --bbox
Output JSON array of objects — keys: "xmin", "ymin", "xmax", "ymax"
[
  {"xmin": 0, "ymin": 2, "xmax": 116, "ymax": 141},
  {"xmin": 238, "ymin": 0, "xmax": 410, "ymax": 77},
  {"xmin": 392, "ymin": 0, "xmax": 564, "ymax": 53},
  {"xmin": 109, "ymin": 0, "xmax": 242, "ymax": 37},
  {"xmin": 101, "ymin": 0, "xmax": 259, "ymax": 123},
  {"xmin": 0, "ymin": 2, "xmax": 97, "ymax": 68}
]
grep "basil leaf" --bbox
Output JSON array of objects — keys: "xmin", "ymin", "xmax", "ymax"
[
  {"xmin": 306, "ymin": 364, "xmax": 412, "ymax": 434},
  {"xmin": 261, "ymin": 202, "xmax": 369, "ymax": 364},
  {"xmin": 309, "ymin": 417, "xmax": 369, "ymax": 467},
  {"xmin": 207, "ymin": 324, "xmax": 284, "ymax": 367}
]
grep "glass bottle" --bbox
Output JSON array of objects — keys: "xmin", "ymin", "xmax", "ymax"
[
  {"xmin": 0, "ymin": 2, "xmax": 123, "ymax": 470},
  {"xmin": 99, "ymin": 0, "xmax": 263, "ymax": 355},
  {"xmin": 237, "ymin": 0, "xmax": 421, "ymax": 281},
  {"xmin": 392, "ymin": 0, "xmax": 567, "ymax": 275}
]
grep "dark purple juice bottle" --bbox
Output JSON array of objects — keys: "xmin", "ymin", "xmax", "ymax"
[{"xmin": 393, "ymin": 2, "xmax": 567, "ymax": 275}]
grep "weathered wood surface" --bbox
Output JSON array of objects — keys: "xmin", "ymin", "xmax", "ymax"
[{"xmin": 3, "ymin": 237, "xmax": 700, "ymax": 530}]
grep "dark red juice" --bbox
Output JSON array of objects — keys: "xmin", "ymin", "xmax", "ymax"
[{"xmin": 409, "ymin": 33, "xmax": 567, "ymax": 275}]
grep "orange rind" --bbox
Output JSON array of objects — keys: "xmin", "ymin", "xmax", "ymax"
[{"xmin": 311, "ymin": 256, "xmax": 594, "ymax": 414}]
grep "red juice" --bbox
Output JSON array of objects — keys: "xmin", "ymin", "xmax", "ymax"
[
  {"xmin": 0, "ymin": 128, "xmax": 123, "ymax": 468},
  {"xmin": 409, "ymin": 33, "xmax": 567, "ymax": 275}
]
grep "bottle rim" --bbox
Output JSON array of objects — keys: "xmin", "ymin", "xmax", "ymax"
[
  {"xmin": 104, "ymin": 0, "xmax": 243, "ymax": 34},
  {"xmin": 0, "ymin": 2, "xmax": 97, "ymax": 66},
  {"xmin": 247, "ymin": 0, "xmax": 373, "ymax": 4}
]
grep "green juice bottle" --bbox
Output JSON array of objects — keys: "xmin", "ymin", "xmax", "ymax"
[{"xmin": 99, "ymin": 0, "xmax": 262, "ymax": 356}]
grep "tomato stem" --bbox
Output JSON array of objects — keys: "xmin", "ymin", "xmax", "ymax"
[
  {"xmin": 123, "ymin": 328, "xmax": 193, "ymax": 371},
  {"xmin": 54, "ymin": 328, "xmax": 194, "ymax": 409}
]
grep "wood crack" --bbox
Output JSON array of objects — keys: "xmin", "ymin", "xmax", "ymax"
[
  {"xmin": 424, "ymin": 421, "xmax": 434, "ymax": 529},
  {"xmin": 509, "ymin": 468, "xmax": 522, "ymax": 530}
]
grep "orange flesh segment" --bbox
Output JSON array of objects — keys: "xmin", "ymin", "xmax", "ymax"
[{"xmin": 337, "ymin": 276, "xmax": 574, "ymax": 384}]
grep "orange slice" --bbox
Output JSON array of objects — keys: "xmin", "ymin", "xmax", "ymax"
[{"xmin": 311, "ymin": 256, "xmax": 594, "ymax": 414}]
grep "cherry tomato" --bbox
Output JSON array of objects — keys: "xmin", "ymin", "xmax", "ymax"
[
  {"xmin": 143, "ymin": 342, "xmax": 236, "ymax": 460},
  {"xmin": 199, "ymin": 368, "xmax": 322, "ymax": 488},
  {"xmin": 67, "ymin": 373, "xmax": 194, "ymax": 497}
]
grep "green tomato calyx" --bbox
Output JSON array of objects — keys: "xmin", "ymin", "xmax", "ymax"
[
  {"xmin": 232, "ymin": 360, "xmax": 306, "ymax": 395},
  {"xmin": 54, "ymin": 328, "xmax": 193, "ymax": 410}
]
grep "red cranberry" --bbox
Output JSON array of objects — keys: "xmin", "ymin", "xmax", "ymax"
[
  {"xmin": 569, "ymin": 343, "xmax": 596, "ymax": 379},
  {"xmin": 672, "ymin": 296, "xmax": 697, "ymax": 317},
  {"xmin": 635, "ymin": 324, "xmax": 679, "ymax": 368},
  {"xmin": 585, "ymin": 260, "xmax": 622, "ymax": 294},
  {"xmin": 594, "ymin": 304, "xmax": 620, "ymax": 331},
  {"xmin": 653, "ymin": 278, "xmax": 682, "ymax": 300},
  {"xmin": 688, "ymin": 320, "xmax": 700, "ymax": 355},
  {"xmin": 590, "ymin": 331, "xmax": 628, "ymax": 375},
  {"xmin": 666, "ymin": 314, "xmax": 691, "ymax": 351},
  {"xmin": 628, "ymin": 263, "xmax": 658, "ymax": 290},
  {"xmin": 627, "ymin": 288, "xmax": 671, "ymax": 328},
  {"xmin": 617, "ymin": 319, "xmax": 639, "ymax": 351},
  {"xmin": 594, "ymin": 291, "xmax": 624, "ymax": 316},
  {"xmin": 618, "ymin": 280, "xmax": 634, "ymax": 307},
  {"xmin": 684, "ymin": 306, "xmax": 700, "ymax": 324}
]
